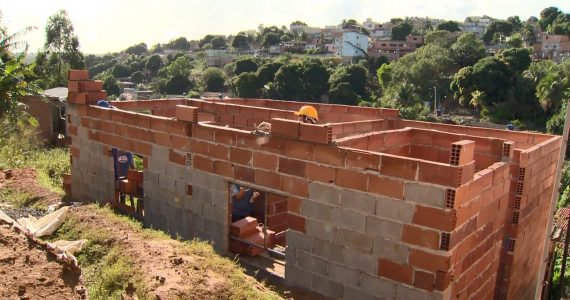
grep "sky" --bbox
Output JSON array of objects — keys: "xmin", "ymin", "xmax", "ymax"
[{"xmin": 1, "ymin": 0, "xmax": 568, "ymax": 54}]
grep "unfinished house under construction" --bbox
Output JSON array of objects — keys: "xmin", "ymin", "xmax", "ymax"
[{"xmin": 65, "ymin": 70, "xmax": 562, "ymax": 299}]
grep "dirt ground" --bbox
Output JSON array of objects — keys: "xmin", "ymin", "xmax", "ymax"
[
  {"xmin": 0, "ymin": 224, "xmax": 85, "ymax": 299},
  {"xmin": 0, "ymin": 168, "xmax": 280, "ymax": 299}
]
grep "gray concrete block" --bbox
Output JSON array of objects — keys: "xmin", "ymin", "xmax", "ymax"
[
  {"xmin": 341, "ymin": 189, "xmax": 377, "ymax": 214},
  {"xmin": 285, "ymin": 247, "xmax": 297, "ymax": 267},
  {"xmin": 372, "ymin": 238, "xmax": 409, "ymax": 264},
  {"xmin": 308, "ymin": 182, "xmax": 341, "ymax": 206},
  {"xmin": 301, "ymin": 199, "xmax": 332, "ymax": 222},
  {"xmin": 331, "ymin": 207, "xmax": 365, "ymax": 232},
  {"xmin": 396, "ymin": 285, "xmax": 441, "ymax": 300},
  {"xmin": 312, "ymin": 273, "xmax": 343, "ymax": 299},
  {"xmin": 360, "ymin": 273, "xmax": 397, "ymax": 299},
  {"xmin": 375, "ymin": 196, "xmax": 414, "ymax": 223},
  {"xmin": 148, "ymin": 158, "xmax": 166, "ymax": 176},
  {"xmin": 202, "ymin": 203, "xmax": 227, "ymax": 223},
  {"xmin": 337, "ymin": 228, "xmax": 372, "ymax": 253},
  {"xmin": 306, "ymin": 218, "xmax": 337, "ymax": 242},
  {"xmin": 193, "ymin": 185, "xmax": 213, "ymax": 205},
  {"xmin": 404, "ymin": 182, "xmax": 446, "ymax": 208},
  {"xmin": 287, "ymin": 230, "xmax": 312, "ymax": 252},
  {"xmin": 144, "ymin": 171, "xmax": 160, "ymax": 188},
  {"xmin": 365, "ymin": 216, "xmax": 403, "ymax": 241},
  {"xmin": 343, "ymin": 247, "xmax": 378, "ymax": 275},
  {"xmin": 165, "ymin": 161, "xmax": 186, "ymax": 179},
  {"xmin": 211, "ymin": 191, "xmax": 229, "ymax": 209},
  {"xmin": 312, "ymin": 238, "xmax": 344, "ymax": 264},
  {"xmin": 328, "ymin": 262, "xmax": 360, "ymax": 287},
  {"xmin": 77, "ymin": 127, "xmax": 89, "ymax": 140},
  {"xmin": 297, "ymin": 251, "xmax": 328, "ymax": 275},
  {"xmin": 343, "ymin": 285, "xmax": 379, "ymax": 300},
  {"xmin": 184, "ymin": 196, "xmax": 203, "ymax": 214},
  {"xmin": 152, "ymin": 144, "xmax": 170, "ymax": 162},
  {"xmin": 203, "ymin": 173, "xmax": 227, "ymax": 191},
  {"xmin": 285, "ymin": 265, "xmax": 313, "ymax": 290}
]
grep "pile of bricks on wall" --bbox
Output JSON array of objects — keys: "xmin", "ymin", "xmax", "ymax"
[{"xmin": 65, "ymin": 69, "xmax": 562, "ymax": 300}]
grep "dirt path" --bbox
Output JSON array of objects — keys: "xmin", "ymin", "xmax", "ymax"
[
  {"xmin": 0, "ymin": 168, "xmax": 280, "ymax": 299},
  {"xmin": 0, "ymin": 224, "xmax": 85, "ymax": 299},
  {"xmin": 68, "ymin": 205, "xmax": 277, "ymax": 299}
]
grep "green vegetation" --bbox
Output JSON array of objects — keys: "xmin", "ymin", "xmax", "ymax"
[
  {"xmin": 50, "ymin": 206, "xmax": 148, "ymax": 299},
  {"xmin": 0, "ymin": 188, "xmax": 42, "ymax": 208}
]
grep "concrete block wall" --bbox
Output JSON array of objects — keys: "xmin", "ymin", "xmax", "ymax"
[{"xmin": 66, "ymin": 70, "xmax": 563, "ymax": 300}]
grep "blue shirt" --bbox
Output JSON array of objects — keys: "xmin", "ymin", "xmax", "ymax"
[{"xmin": 231, "ymin": 184, "xmax": 254, "ymax": 217}]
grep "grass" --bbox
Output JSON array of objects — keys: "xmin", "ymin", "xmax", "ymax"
[
  {"xmin": 0, "ymin": 188, "xmax": 44, "ymax": 208},
  {"xmin": 51, "ymin": 204, "xmax": 280, "ymax": 299},
  {"xmin": 50, "ymin": 206, "xmax": 149, "ymax": 299},
  {"xmin": 0, "ymin": 123, "xmax": 70, "ymax": 194}
]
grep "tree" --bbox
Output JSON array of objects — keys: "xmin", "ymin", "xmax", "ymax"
[
  {"xmin": 233, "ymin": 58, "xmax": 258, "ymax": 76},
  {"xmin": 425, "ymin": 30, "xmax": 456, "ymax": 47},
  {"xmin": 145, "ymin": 54, "xmax": 163, "ymax": 75},
  {"xmin": 211, "ymin": 37, "xmax": 226, "ymax": 50},
  {"xmin": 111, "ymin": 64, "xmax": 131, "ymax": 78},
  {"xmin": 233, "ymin": 72, "xmax": 262, "ymax": 98},
  {"xmin": 498, "ymin": 47, "xmax": 531, "ymax": 74},
  {"xmin": 102, "ymin": 75, "xmax": 120, "ymax": 97},
  {"xmin": 341, "ymin": 19, "xmax": 358, "ymax": 29},
  {"xmin": 291, "ymin": 21, "xmax": 307, "ymax": 26},
  {"xmin": 166, "ymin": 37, "xmax": 190, "ymax": 50},
  {"xmin": 507, "ymin": 16, "xmax": 523, "ymax": 31},
  {"xmin": 302, "ymin": 59, "xmax": 330, "ymax": 101},
  {"xmin": 130, "ymin": 71, "xmax": 145, "ymax": 84},
  {"xmin": 482, "ymin": 20, "xmax": 514, "ymax": 44},
  {"xmin": 539, "ymin": 7, "xmax": 561, "ymax": 31},
  {"xmin": 165, "ymin": 75, "xmax": 193, "ymax": 95},
  {"xmin": 257, "ymin": 61, "xmax": 283, "ymax": 85},
  {"xmin": 125, "ymin": 43, "xmax": 147, "ymax": 55},
  {"xmin": 329, "ymin": 64, "xmax": 368, "ymax": 104},
  {"xmin": 201, "ymin": 67, "xmax": 225, "ymax": 92},
  {"xmin": 451, "ymin": 33, "xmax": 486, "ymax": 68},
  {"xmin": 231, "ymin": 34, "xmax": 248, "ymax": 49},
  {"xmin": 273, "ymin": 64, "xmax": 305, "ymax": 100},
  {"xmin": 199, "ymin": 35, "xmax": 215, "ymax": 48},
  {"xmin": 506, "ymin": 33, "xmax": 524, "ymax": 48},
  {"xmin": 391, "ymin": 22, "xmax": 412, "ymax": 40},
  {"xmin": 437, "ymin": 21, "xmax": 461, "ymax": 32},
  {"xmin": 262, "ymin": 33, "xmax": 280, "ymax": 47},
  {"xmin": 36, "ymin": 9, "xmax": 84, "ymax": 87},
  {"xmin": 0, "ymin": 22, "xmax": 37, "ymax": 125}
]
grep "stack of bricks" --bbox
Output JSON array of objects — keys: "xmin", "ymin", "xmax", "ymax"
[
  {"xmin": 229, "ymin": 217, "xmax": 276, "ymax": 256},
  {"xmin": 67, "ymin": 70, "xmax": 107, "ymax": 105},
  {"xmin": 65, "ymin": 69, "xmax": 563, "ymax": 300}
]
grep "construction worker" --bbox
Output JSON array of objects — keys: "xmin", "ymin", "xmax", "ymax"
[
  {"xmin": 294, "ymin": 105, "xmax": 318, "ymax": 124},
  {"xmin": 253, "ymin": 105, "xmax": 319, "ymax": 135},
  {"xmin": 230, "ymin": 183, "xmax": 260, "ymax": 222}
]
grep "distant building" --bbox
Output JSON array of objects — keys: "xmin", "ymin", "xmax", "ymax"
[
  {"xmin": 370, "ymin": 22, "xmax": 393, "ymax": 40},
  {"xmin": 20, "ymin": 92, "xmax": 67, "ymax": 145},
  {"xmin": 205, "ymin": 49, "xmax": 234, "ymax": 67},
  {"xmin": 337, "ymin": 31, "xmax": 369, "ymax": 57},
  {"xmin": 460, "ymin": 16, "xmax": 492, "ymax": 37},
  {"xmin": 533, "ymin": 33, "xmax": 570, "ymax": 61},
  {"xmin": 369, "ymin": 34, "xmax": 424, "ymax": 60}
]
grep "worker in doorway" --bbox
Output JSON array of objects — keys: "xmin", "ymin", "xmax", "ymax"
[
  {"xmin": 253, "ymin": 105, "xmax": 319, "ymax": 135},
  {"xmin": 230, "ymin": 183, "xmax": 260, "ymax": 222}
]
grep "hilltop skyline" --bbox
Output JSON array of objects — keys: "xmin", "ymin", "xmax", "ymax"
[{"xmin": 2, "ymin": 0, "xmax": 568, "ymax": 54}]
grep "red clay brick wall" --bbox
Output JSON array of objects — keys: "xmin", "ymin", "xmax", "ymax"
[
  {"xmin": 499, "ymin": 136, "xmax": 561, "ymax": 299},
  {"xmin": 67, "ymin": 71, "xmax": 561, "ymax": 299},
  {"xmin": 20, "ymin": 95, "xmax": 55, "ymax": 144}
]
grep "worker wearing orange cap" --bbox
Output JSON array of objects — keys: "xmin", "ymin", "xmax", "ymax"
[
  {"xmin": 294, "ymin": 105, "xmax": 318, "ymax": 124},
  {"xmin": 253, "ymin": 105, "xmax": 319, "ymax": 135}
]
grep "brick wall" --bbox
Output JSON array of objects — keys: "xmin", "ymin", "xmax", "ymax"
[
  {"xmin": 66, "ymin": 69, "xmax": 563, "ymax": 300},
  {"xmin": 20, "ymin": 95, "xmax": 56, "ymax": 144}
]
